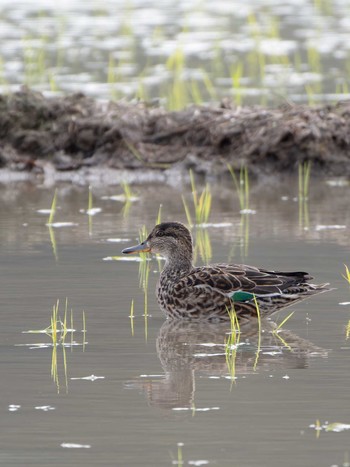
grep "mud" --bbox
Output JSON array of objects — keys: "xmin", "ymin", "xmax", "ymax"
[{"xmin": 0, "ymin": 87, "xmax": 349, "ymax": 183}]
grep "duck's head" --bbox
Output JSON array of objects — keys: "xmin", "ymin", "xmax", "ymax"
[{"xmin": 122, "ymin": 222, "xmax": 193, "ymax": 261}]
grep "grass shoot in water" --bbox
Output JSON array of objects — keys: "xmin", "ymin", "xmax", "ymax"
[
  {"xmin": 25, "ymin": 299, "xmax": 87, "ymax": 393},
  {"xmin": 298, "ymin": 161, "xmax": 311, "ymax": 230},
  {"xmin": 182, "ymin": 169, "xmax": 212, "ymax": 227},
  {"xmin": 227, "ymin": 164, "xmax": 251, "ymax": 257}
]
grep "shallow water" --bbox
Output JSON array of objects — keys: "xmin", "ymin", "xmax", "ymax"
[
  {"xmin": 1, "ymin": 176, "xmax": 350, "ymax": 466},
  {"xmin": 1, "ymin": 0, "xmax": 350, "ymax": 104}
]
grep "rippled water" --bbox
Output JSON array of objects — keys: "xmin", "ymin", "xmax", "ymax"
[
  {"xmin": 1, "ymin": 0, "xmax": 350, "ymax": 104},
  {"xmin": 1, "ymin": 176, "xmax": 350, "ymax": 466}
]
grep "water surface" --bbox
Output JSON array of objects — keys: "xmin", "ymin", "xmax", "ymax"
[{"xmin": 1, "ymin": 177, "xmax": 350, "ymax": 466}]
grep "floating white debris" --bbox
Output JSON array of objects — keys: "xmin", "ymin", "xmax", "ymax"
[
  {"xmin": 188, "ymin": 461, "xmax": 209, "ymax": 466},
  {"xmin": 282, "ymin": 375, "xmax": 290, "ymax": 379},
  {"xmin": 197, "ymin": 222, "xmax": 233, "ymax": 228},
  {"xmin": 86, "ymin": 207, "xmax": 102, "ymax": 216},
  {"xmin": 46, "ymin": 222, "xmax": 78, "ymax": 228},
  {"xmin": 172, "ymin": 407, "xmax": 219, "ymax": 412},
  {"xmin": 15, "ymin": 343, "xmax": 51, "ymax": 349},
  {"xmin": 310, "ymin": 421, "xmax": 350, "ymax": 433},
  {"xmin": 70, "ymin": 375, "xmax": 105, "ymax": 381},
  {"xmin": 198, "ymin": 343, "xmax": 220, "ymax": 347},
  {"xmin": 61, "ymin": 443, "xmax": 91, "ymax": 449},
  {"xmin": 239, "ymin": 209, "xmax": 256, "ymax": 215},
  {"xmin": 194, "ymin": 352, "xmax": 226, "ymax": 357},
  {"xmin": 35, "ymin": 406, "xmax": 55, "ymax": 411},
  {"xmin": 208, "ymin": 376, "xmax": 220, "ymax": 379},
  {"xmin": 140, "ymin": 374, "xmax": 163, "ymax": 378},
  {"xmin": 103, "ymin": 256, "xmax": 149, "ymax": 262},
  {"xmin": 106, "ymin": 238, "xmax": 131, "ymax": 243},
  {"xmin": 37, "ymin": 209, "xmax": 53, "ymax": 214},
  {"xmin": 8, "ymin": 404, "xmax": 21, "ymax": 412},
  {"xmin": 315, "ymin": 225, "xmax": 346, "ymax": 231},
  {"xmin": 339, "ymin": 302, "xmax": 350, "ymax": 306},
  {"xmin": 281, "ymin": 196, "xmax": 289, "ymax": 201},
  {"xmin": 325, "ymin": 423, "xmax": 350, "ymax": 432},
  {"xmin": 101, "ymin": 195, "xmax": 139, "ymax": 202},
  {"xmin": 326, "ymin": 179, "xmax": 349, "ymax": 187}
]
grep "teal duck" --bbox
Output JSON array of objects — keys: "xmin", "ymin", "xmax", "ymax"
[{"xmin": 122, "ymin": 222, "xmax": 329, "ymax": 322}]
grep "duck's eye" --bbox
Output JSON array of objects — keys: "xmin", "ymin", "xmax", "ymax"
[{"xmin": 157, "ymin": 230, "xmax": 165, "ymax": 237}]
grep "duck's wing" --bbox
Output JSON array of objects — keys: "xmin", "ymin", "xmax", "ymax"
[{"xmin": 178, "ymin": 264, "xmax": 312, "ymax": 300}]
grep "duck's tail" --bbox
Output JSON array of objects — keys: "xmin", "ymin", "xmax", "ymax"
[{"xmin": 256, "ymin": 282, "xmax": 331, "ymax": 316}]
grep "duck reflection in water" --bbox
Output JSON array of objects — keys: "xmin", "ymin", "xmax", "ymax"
[{"xmin": 125, "ymin": 319, "xmax": 327, "ymax": 412}]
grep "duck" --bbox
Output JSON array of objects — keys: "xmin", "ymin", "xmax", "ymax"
[{"xmin": 122, "ymin": 222, "xmax": 329, "ymax": 322}]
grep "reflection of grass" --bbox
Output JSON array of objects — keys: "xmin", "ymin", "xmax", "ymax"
[
  {"xmin": 298, "ymin": 161, "xmax": 311, "ymax": 230},
  {"xmin": 47, "ymin": 189, "xmax": 57, "ymax": 225},
  {"xmin": 129, "ymin": 299, "xmax": 135, "ymax": 336},
  {"xmin": 176, "ymin": 442, "xmax": 184, "ymax": 467},
  {"xmin": 253, "ymin": 295, "xmax": 261, "ymax": 371},
  {"xmin": 182, "ymin": 170, "xmax": 212, "ymax": 226},
  {"xmin": 225, "ymin": 307, "xmax": 240, "ymax": 386},
  {"xmin": 272, "ymin": 311, "xmax": 295, "ymax": 350}
]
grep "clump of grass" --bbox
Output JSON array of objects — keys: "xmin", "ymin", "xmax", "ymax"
[
  {"xmin": 298, "ymin": 161, "xmax": 312, "ymax": 201},
  {"xmin": 25, "ymin": 299, "xmax": 87, "ymax": 393},
  {"xmin": 228, "ymin": 164, "xmax": 251, "ymax": 257},
  {"xmin": 182, "ymin": 170, "xmax": 212, "ymax": 227},
  {"xmin": 231, "ymin": 62, "xmax": 244, "ymax": 106},
  {"xmin": 121, "ymin": 182, "xmax": 137, "ymax": 217},
  {"xmin": 165, "ymin": 46, "xmax": 188, "ymax": 111},
  {"xmin": 194, "ymin": 228, "xmax": 212, "ymax": 264},
  {"xmin": 227, "ymin": 164, "xmax": 250, "ymax": 212}
]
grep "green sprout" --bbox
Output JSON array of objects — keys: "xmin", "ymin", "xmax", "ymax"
[{"xmin": 182, "ymin": 169, "xmax": 212, "ymax": 227}]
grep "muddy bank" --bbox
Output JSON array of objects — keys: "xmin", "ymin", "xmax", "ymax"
[{"xmin": 0, "ymin": 87, "xmax": 350, "ymax": 183}]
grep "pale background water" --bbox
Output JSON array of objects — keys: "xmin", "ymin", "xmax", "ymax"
[
  {"xmin": 1, "ymin": 178, "xmax": 350, "ymax": 466},
  {"xmin": 0, "ymin": 0, "xmax": 350, "ymax": 104}
]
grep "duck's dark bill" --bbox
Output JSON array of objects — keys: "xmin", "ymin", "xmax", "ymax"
[{"xmin": 122, "ymin": 242, "xmax": 151, "ymax": 254}]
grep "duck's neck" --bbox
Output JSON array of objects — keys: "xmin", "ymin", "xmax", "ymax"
[{"xmin": 162, "ymin": 249, "xmax": 193, "ymax": 278}]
